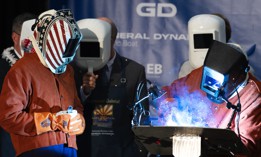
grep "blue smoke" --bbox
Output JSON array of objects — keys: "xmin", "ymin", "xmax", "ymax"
[{"xmin": 150, "ymin": 85, "xmax": 217, "ymax": 127}]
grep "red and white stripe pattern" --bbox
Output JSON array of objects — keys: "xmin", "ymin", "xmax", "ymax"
[
  {"xmin": 43, "ymin": 19, "xmax": 72, "ymax": 72},
  {"xmin": 32, "ymin": 9, "xmax": 81, "ymax": 74}
]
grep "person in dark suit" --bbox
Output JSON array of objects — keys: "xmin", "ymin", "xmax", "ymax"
[{"xmin": 75, "ymin": 17, "xmax": 149, "ymax": 157}]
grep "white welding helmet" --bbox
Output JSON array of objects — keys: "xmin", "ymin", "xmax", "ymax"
[
  {"xmin": 75, "ymin": 18, "xmax": 111, "ymax": 73},
  {"xmin": 30, "ymin": 9, "xmax": 82, "ymax": 74},
  {"xmin": 188, "ymin": 14, "xmax": 226, "ymax": 69},
  {"xmin": 20, "ymin": 19, "xmax": 36, "ymax": 54}
]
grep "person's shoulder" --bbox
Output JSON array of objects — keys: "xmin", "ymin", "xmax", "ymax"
[
  {"xmin": 189, "ymin": 66, "xmax": 203, "ymax": 75},
  {"xmin": 17, "ymin": 52, "xmax": 36, "ymax": 62},
  {"xmin": 249, "ymin": 73, "xmax": 261, "ymax": 91},
  {"xmin": 120, "ymin": 55, "xmax": 145, "ymax": 68},
  {"xmin": 11, "ymin": 53, "xmax": 38, "ymax": 71},
  {"xmin": 178, "ymin": 66, "xmax": 203, "ymax": 80},
  {"xmin": 179, "ymin": 61, "xmax": 194, "ymax": 78}
]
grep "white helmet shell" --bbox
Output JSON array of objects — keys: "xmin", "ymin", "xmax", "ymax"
[
  {"xmin": 31, "ymin": 9, "xmax": 82, "ymax": 74},
  {"xmin": 188, "ymin": 14, "xmax": 226, "ymax": 69},
  {"xmin": 20, "ymin": 19, "xmax": 35, "ymax": 55},
  {"xmin": 75, "ymin": 18, "xmax": 111, "ymax": 72}
]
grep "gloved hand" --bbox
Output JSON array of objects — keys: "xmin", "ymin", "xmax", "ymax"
[
  {"xmin": 34, "ymin": 110, "xmax": 85, "ymax": 135},
  {"xmin": 34, "ymin": 112, "xmax": 70, "ymax": 135}
]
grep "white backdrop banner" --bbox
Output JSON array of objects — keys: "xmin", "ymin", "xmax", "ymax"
[{"xmin": 49, "ymin": 0, "xmax": 261, "ymax": 87}]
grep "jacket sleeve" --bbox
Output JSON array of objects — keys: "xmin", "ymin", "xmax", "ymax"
[
  {"xmin": 235, "ymin": 80, "xmax": 261, "ymax": 157},
  {"xmin": 0, "ymin": 69, "xmax": 36, "ymax": 136}
]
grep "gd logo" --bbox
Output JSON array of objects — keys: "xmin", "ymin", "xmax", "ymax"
[{"xmin": 136, "ymin": 3, "xmax": 177, "ymax": 17}]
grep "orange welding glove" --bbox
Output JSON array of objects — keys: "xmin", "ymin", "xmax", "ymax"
[{"xmin": 34, "ymin": 112, "xmax": 71, "ymax": 135}]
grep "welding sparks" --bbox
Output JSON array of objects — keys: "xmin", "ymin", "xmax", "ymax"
[{"xmin": 150, "ymin": 85, "xmax": 217, "ymax": 127}]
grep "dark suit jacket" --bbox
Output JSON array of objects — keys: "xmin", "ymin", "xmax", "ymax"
[
  {"xmin": 110, "ymin": 53, "xmax": 148, "ymax": 108},
  {"xmin": 72, "ymin": 52, "xmax": 149, "ymax": 157},
  {"xmin": 72, "ymin": 52, "xmax": 149, "ymax": 110}
]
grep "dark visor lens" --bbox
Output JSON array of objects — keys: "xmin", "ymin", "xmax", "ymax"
[{"xmin": 63, "ymin": 38, "xmax": 80, "ymax": 57}]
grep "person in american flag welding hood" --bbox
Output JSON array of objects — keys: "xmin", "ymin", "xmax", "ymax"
[{"xmin": 0, "ymin": 9, "xmax": 85, "ymax": 157}]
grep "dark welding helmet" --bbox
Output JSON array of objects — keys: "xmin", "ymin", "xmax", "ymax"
[{"xmin": 200, "ymin": 40, "xmax": 249, "ymax": 104}]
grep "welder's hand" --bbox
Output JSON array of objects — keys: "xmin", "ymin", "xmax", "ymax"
[
  {"xmin": 68, "ymin": 113, "xmax": 85, "ymax": 135},
  {"xmin": 82, "ymin": 72, "xmax": 98, "ymax": 95},
  {"xmin": 55, "ymin": 110, "xmax": 85, "ymax": 135}
]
